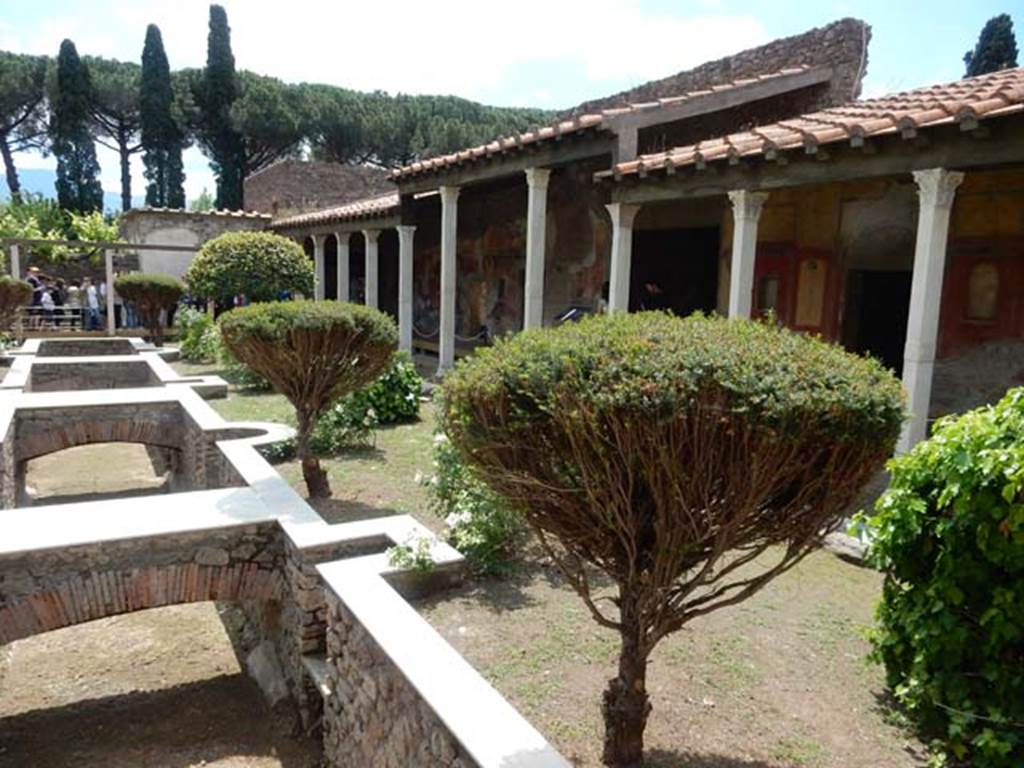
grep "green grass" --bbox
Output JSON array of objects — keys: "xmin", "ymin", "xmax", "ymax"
[{"xmin": 174, "ymin": 358, "xmax": 440, "ymax": 527}]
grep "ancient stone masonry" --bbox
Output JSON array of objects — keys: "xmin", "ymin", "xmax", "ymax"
[
  {"xmin": 568, "ymin": 17, "xmax": 870, "ymax": 116},
  {"xmin": 323, "ymin": 594, "xmax": 473, "ymax": 768},
  {"xmin": 0, "ymin": 335, "xmax": 571, "ymax": 766}
]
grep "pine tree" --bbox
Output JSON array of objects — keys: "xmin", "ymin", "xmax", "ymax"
[
  {"xmin": 964, "ymin": 14, "xmax": 1019, "ymax": 76},
  {"xmin": 196, "ymin": 5, "xmax": 244, "ymax": 209},
  {"xmin": 140, "ymin": 24, "xmax": 186, "ymax": 208},
  {"xmin": 52, "ymin": 39, "xmax": 104, "ymax": 214},
  {"xmin": 0, "ymin": 53, "xmax": 48, "ymax": 203},
  {"xmin": 88, "ymin": 57, "xmax": 142, "ymax": 211}
]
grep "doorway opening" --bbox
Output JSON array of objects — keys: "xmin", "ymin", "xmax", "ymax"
[
  {"xmin": 630, "ymin": 227, "xmax": 720, "ymax": 316},
  {"xmin": 842, "ymin": 270, "xmax": 912, "ymax": 375}
]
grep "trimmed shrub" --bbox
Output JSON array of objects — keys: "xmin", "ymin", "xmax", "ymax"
[
  {"xmin": 862, "ymin": 387, "xmax": 1024, "ymax": 767},
  {"xmin": 422, "ymin": 432, "xmax": 524, "ymax": 576},
  {"xmin": 185, "ymin": 231, "xmax": 315, "ymax": 304},
  {"xmin": 0, "ymin": 276, "xmax": 33, "ymax": 333},
  {"xmin": 440, "ymin": 311, "xmax": 904, "ymax": 765},
  {"xmin": 219, "ymin": 300, "xmax": 396, "ymax": 497},
  {"xmin": 114, "ymin": 273, "xmax": 183, "ymax": 346}
]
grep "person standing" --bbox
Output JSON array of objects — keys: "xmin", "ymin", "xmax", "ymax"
[
  {"xmin": 83, "ymin": 278, "xmax": 100, "ymax": 331},
  {"xmin": 65, "ymin": 282, "xmax": 83, "ymax": 330}
]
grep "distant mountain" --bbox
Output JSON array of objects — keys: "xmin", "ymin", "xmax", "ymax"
[{"xmin": 0, "ymin": 168, "xmax": 141, "ymax": 213}]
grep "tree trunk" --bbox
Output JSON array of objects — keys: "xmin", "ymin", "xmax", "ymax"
[
  {"xmin": 296, "ymin": 413, "xmax": 330, "ymax": 498},
  {"xmin": 119, "ymin": 129, "xmax": 132, "ymax": 212},
  {"xmin": 602, "ymin": 594, "xmax": 651, "ymax": 767},
  {"xmin": 0, "ymin": 138, "xmax": 22, "ymax": 204}
]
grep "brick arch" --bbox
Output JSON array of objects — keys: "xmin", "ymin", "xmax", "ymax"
[
  {"xmin": 15, "ymin": 409, "xmax": 183, "ymax": 463},
  {"xmin": 0, "ymin": 554, "xmax": 284, "ymax": 645}
]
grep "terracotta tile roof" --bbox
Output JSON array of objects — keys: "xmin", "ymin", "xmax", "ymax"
[
  {"xmin": 124, "ymin": 207, "xmax": 271, "ymax": 220},
  {"xmin": 604, "ymin": 67, "xmax": 1024, "ymax": 179},
  {"xmin": 268, "ymin": 193, "xmax": 400, "ymax": 230},
  {"xmin": 391, "ymin": 66, "xmax": 824, "ymax": 181}
]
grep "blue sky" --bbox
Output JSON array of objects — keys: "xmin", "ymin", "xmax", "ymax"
[{"xmin": 2, "ymin": 0, "xmax": 1020, "ymax": 203}]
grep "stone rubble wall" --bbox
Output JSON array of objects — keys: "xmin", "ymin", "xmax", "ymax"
[
  {"xmin": 36, "ymin": 338, "xmax": 138, "ymax": 357},
  {"xmin": 321, "ymin": 592, "xmax": 477, "ymax": 768},
  {"xmin": 0, "ymin": 523, "xmax": 284, "ymax": 644},
  {"xmin": 26, "ymin": 360, "xmax": 160, "ymax": 392},
  {"xmin": 931, "ymin": 339, "xmax": 1024, "ymax": 418},
  {"xmin": 568, "ymin": 17, "xmax": 871, "ymax": 116}
]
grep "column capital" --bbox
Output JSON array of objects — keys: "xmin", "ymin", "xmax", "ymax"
[
  {"xmin": 605, "ymin": 202, "xmax": 641, "ymax": 229},
  {"xmin": 396, "ymin": 224, "xmax": 417, "ymax": 236},
  {"xmin": 311, "ymin": 233, "xmax": 326, "ymax": 247},
  {"xmin": 362, "ymin": 228, "xmax": 381, "ymax": 244},
  {"xmin": 913, "ymin": 168, "xmax": 964, "ymax": 210},
  {"xmin": 439, "ymin": 185, "xmax": 461, "ymax": 205},
  {"xmin": 335, "ymin": 231, "xmax": 351, "ymax": 245},
  {"xmin": 525, "ymin": 167, "xmax": 552, "ymax": 189},
  {"xmin": 727, "ymin": 189, "xmax": 769, "ymax": 222}
]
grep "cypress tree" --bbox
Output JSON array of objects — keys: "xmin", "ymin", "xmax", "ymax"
[
  {"xmin": 140, "ymin": 24, "xmax": 186, "ymax": 208},
  {"xmin": 52, "ymin": 39, "xmax": 104, "ymax": 214},
  {"xmin": 198, "ymin": 5, "xmax": 244, "ymax": 209},
  {"xmin": 964, "ymin": 14, "xmax": 1019, "ymax": 76}
]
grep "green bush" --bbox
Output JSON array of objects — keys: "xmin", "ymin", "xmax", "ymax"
[
  {"xmin": 114, "ymin": 273, "xmax": 184, "ymax": 346},
  {"xmin": 0, "ymin": 276, "xmax": 33, "ymax": 331},
  {"xmin": 185, "ymin": 231, "xmax": 315, "ymax": 304},
  {"xmin": 176, "ymin": 306, "xmax": 222, "ymax": 362},
  {"xmin": 344, "ymin": 352, "xmax": 421, "ymax": 425},
  {"xmin": 861, "ymin": 387, "xmax": 1024, "ymax": 767},
  {"xmin": 421, "ymin": 431, "xmax": 524, "ymax": 576}
]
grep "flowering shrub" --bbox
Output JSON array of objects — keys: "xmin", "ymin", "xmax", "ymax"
[
  {"xmin": 861, "ymin": 387, "xmax": 1024, "ymax": 768},
  {"xmin": 177, "ymin": 306, "xmax": 217, "ymax": 362},
  {"xmin": 420, "ymin": 431, "xmax": 524, "ymax": 576},
  {"xmin": 343, "ymin": 352, "xmax": 421, "ymax": 425}
]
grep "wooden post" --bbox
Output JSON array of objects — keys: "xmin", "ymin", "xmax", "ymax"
[{"xmin": 105, "ymin": 249, "xmax": 115, "ymax": 336}]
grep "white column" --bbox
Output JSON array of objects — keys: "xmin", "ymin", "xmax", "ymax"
[
  {"xmin": 363, "ymin": 229, "xmax": 380, "ymax": 309},
  {"xmin": 104, "ymin": 249, "xmax": 115, "ymax": 335},
  {"xmin": 312, "ymin": 234, "xmax": 325, "ymax": 301},
  {"xmin": 606, "ymin": 203, "xmax": 641, "ymax": 313},
  {"xmin": 397, "ymin": 225, "xmax": 416, "ymax": 354},
  {"xmin": 336, "ymin": 232, "xmax": 350, "ymax": 302},
  {"xmin": 523, "ymin": 167, "xmax": 551, "ymax": 329},
  {"xmin": 9, "ymin": 244, "xmax": 20, "ymax": 279},
  {"xmin": 898, "ymin": 168, "xmax": 964, "ymax": 453},
  {"xmin": 727, "ymin": 190, "xmax": 769, "ymax": 318},
  {"xmin": 439, "ymin": 185, "xmax": 460, "ymax": 373}
]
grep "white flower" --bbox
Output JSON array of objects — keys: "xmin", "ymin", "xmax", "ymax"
[{"xmin": 433, "ymin": 433, "xmax": 449, "ymax": 446}]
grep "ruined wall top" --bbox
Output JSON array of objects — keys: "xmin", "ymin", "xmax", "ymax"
[{"xmin": 567, "ymin": 17, "xmax": 871, "ymax": 116}]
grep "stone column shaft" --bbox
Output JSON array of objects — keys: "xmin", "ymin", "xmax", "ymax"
[
  {"xmin": 363, "ymin": 230, "xmax": 380, "ymax": 308},
  {"xmin": 523, "ymin": 167, "xmax": 551, "ymax": 329},
  {"xmin": 9, "ymin": 244, "xmax": 19, "ymax": 279},
  {"xmin": 336, "ymin": 232, "xmax": 350, "ymax": 302},
  {"xmin": 606, "ymin": 203, "xmax": 641, "ymax": 313},
  {"xmin": 439, "ymin": 186, "xmax": 460, "ymax": 373},
  {"xmin": 312, "ymin": 234, "xmax": 325, "ymax": 301},
  {"xmin": 397, "ymin": 225, "xmax": 416, "ymax": 354},
  {"xmin": 104, "ymin": 249, "xmax": 115, "ymax": 335},
  {"xmin": 898, "ymin": 168, "xmax": 964, "ymax": 453},
  {"xmin": 727, "ymin": 190, "xmax": 769, "ymax": 319}
]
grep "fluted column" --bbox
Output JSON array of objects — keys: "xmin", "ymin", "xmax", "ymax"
[
  {"xmin": 727, "ymin": 190, "xmax": 769, "ymax": 318},
  {"xmin": 397, "ymin": 225, "xmax": 416, "ymax": 354},
  {"xmin": 606, "ymin": 203, "xmax": 641, "ymax": 313},
  {"xmin": 898, "ymin": 168, "xmax": 964, "ymax": 453},
  {"xmin": 439, "ymin": 186, "xmax": 460, "ymax": 374},
  {"xmin": 523, "ymin": 167, "xmax": 551, "ymax": 329},
  {"xmin": 363, "ymin": 229, "xmax": 380, "ymax": 308}
]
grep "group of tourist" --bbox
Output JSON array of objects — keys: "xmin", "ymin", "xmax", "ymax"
[{"xmin": 23, "ymin": 266, "xmax": 137, "ymax": 331}]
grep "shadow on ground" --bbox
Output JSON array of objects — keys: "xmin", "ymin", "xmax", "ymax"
[
  {"xmin": 0, "ymin": 674, "xmax": 320, "ymax": 768},
  {"xmin": 307, "ymin": 495, "xmax": 404, "ymax": 523}
]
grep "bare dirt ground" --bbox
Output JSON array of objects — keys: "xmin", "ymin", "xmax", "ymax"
[{"xmin": 1, "ymin": 442, "xmax": 322, "ymax": 768}]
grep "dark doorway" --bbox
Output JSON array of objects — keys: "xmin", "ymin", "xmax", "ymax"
[
  {"xmin": 842, "ymin": 270, "xmax": 912, "ymax": 375},
  {"xmin": 630, "ymin": 228, "xmax": 720, "ymax": 316},
  {"xmin": 324, "ymin": 236, "xmax": 338, "ymax": 300}
]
